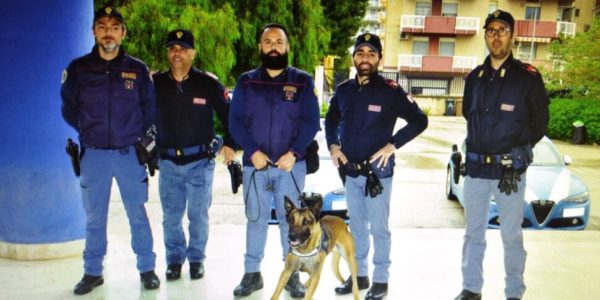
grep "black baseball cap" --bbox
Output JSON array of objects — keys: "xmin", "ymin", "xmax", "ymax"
[
  {"xmin": 94, "ymin": 5, "xmax": 124, "ymax": 24},
  {"xmin": 484, "ymin": 9, "xmax": 515, "ymax": 29},
  {"xmin": 165, "ymin": 29, "xmax": 195, "ymax": 49},
  {"xmin": 353, "ymin": 33, "xmax": 382, "ymax": 55}
]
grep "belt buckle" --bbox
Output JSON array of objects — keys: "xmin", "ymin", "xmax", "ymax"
[
  {"xmin": 176, "ymin": 149, "xmax": 183, "ymax": 157},
  {"xmin": 484, "ymin": 155, "xmax": 492, "ymax": 164}
]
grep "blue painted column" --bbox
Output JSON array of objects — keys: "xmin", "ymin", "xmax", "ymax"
[{"xmin": 0, "ymin": 1, "xmax": 94, "ymax": 259}]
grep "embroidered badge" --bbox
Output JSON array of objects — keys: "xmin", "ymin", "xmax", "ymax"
[
  {"xmin": 124, "ymin": 80, "xmax": 134, "ymax": 90},
  {"xmin": 478, "ymin": 70, "xmax": 484, "ymax": 78},
  {"xmin": 368, "ymin": 104, "xmax": 381, "ymax": 112},
  {"xmin": 193, "ymin": 97, "xmax": 206, "ymax": 105},
  {"xmin": 122, "ymin": 72, "xmax": 137, "ymax": 80},
  {"xmin": 283, "ymin": 85, "xmax": 297, "ymax": 101},
  {"xmin": 407, "ymin": 94, "xmax": 415, "ymax": 103},
  {"xmin": 500, "ymin": 103, "xmax": 515, "ymax": 112},
  {"xmin": 500, "ymin": 68, "xmax": 506, "ymax": 77},
  {"xmin": 61, "ymin": 69, "xmax": 68, "ymax": 84},
  {"xmin": 223, "ymin": 88, "xmax": 230, "ymax": 102}
]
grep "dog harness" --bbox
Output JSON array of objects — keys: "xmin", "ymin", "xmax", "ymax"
[{"xmin": 290, "ymin": 225, "xmax": 330, "ymax": 257}]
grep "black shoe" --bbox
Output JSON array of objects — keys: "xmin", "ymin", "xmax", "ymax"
[
  {"xmin": 454, "ymin": 289, "xmax": 482, "ymax": 300},
  {"xmin": 166, "ymin": 264, "xmax": 182, "ymax": 281},
  {"xmin": 233, "ymin": 272, "xmax": 263, "ymax": 297},
  {"xmin": 334, "ymin": 275, "xmax": 370, "ymax": 295},
  {"xmin": 140, "ymin": 270, "xmax": 160, "ymax": 290},
  {"xmin": 190, "ymin": 262, "xmax": 204, "ymax": 280},
  {"xmin": 507, "ymin": 298, "xmax": 521, "ymax": 300},
  {"xmin": 365, "ymin": 282, "xmax": 388, "ymax": 300},
  {"xmin": 284, "ymin": 271, "xmax": 305, "ymax": 298},
  {"xmin": 73, "ymin": 274, "xmax": 104, "ymax": 295}
]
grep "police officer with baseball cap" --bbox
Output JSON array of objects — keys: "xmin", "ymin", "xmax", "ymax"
[
  {"xmin": 453, "ymin": 9, "xmax": 549, "ymax": 300},
  {"xmin": 62, "ymin": 5, "xmax": 159, "ymax": 295},
  {"xmin": 153, "ymin": 29, "xmax": 236, "ymax": 282},
  {"xmin": 325, "ymin": 32, "xmax": 428, "ymax": 300}
]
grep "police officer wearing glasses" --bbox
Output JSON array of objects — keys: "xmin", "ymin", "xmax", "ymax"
[
  {"xmin": 61, "ymin": 5, "xmax": 159, "ymax": 295},
  {"xmin": 325, "ymin": 33, "xmax": 428, "ymax": 300},
  {"xmin": 153, "ymin": 29, "xmax": 236, "ymax": 282},
  {"xmin": 453, "ymin": 10, "xmax": 549, "ymax": 300}
]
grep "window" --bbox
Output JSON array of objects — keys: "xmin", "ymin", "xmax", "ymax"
[
  {"xmin": 525, "ymin": 7, "xmax": 541, "ymax": 20},
  {"xmin": 557, "ymin": 6, "xmax": 574, "ymax": 22},
  {"xmin": 488, "ymin": 2, "xmax": 498, "ymax": 14},
  {"xmin": 412, "ymin": 39, "xmax": 429, "ymax": 55},
  {"xmin": 416, "ymin": 2, "xmax": 432, "ymax": 16},
  {"xmin": 518, "ymin": 42, "xmax": 537, "ymax": 61},
  {"xmin": 439, "ymin": 39, "xmax": 455, "ymax": 56},
  {"xmin": 442, "ymin": 3, "xmax": 458, "ymax": 17}
]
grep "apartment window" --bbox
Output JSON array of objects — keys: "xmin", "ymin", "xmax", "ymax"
[
  {"xmin": 442, "ymin": 3, "xmax": 458, "ymax": 17},
  {"xmin": 412, "ymin": 39, "xmax": 429, "ymax": 55},
  {"xmin": 518, "ymin": 42, "xmax": 538, "ymax": 61},
  {"xmin": 557, "ymin": 6, "xmax": 574, "ymax": 22},
  {"xmin": 525, "ymin": 7, "xmax": 541, "ymax": 20},
  {"xmin": 488, "ymin": 1, "xmax": 498, "ymax": 14},
  {"xmin": 416, "ymin": 2, "xmax": 432, "ymax": 16},
  {"xmin": 439, "ymin": 40, "xmax": 455, "ymax": 56}
]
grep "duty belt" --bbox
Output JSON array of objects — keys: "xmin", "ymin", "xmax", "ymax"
[
  {"xmin": 161, "ymin": 144, "xmax": 209, "ymax": 158},
  {"xmin": 466, "ymin": 152, "xmax": 513, "ymax": 166}
]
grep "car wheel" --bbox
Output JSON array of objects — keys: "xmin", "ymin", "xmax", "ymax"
[{"xmin": 446, "ymin": 166, "xmax": 458, "ymax": 201}]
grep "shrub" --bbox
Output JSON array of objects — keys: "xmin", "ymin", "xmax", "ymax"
[{"xmin": 548, "ymin": 98, "xmax": 600, "ymax": 144}]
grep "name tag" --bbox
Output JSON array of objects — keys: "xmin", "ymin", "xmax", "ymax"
[
  {"xmin": 368, "ymin": 104, "xmax": 381, "ymax": 112},
  {"xmin": 500, "ymin": 103, "xmax": 514, "ymax": 112},
  {"xmin": 193, "ymin": 97, "xmax": 206, "ymax": 105}
]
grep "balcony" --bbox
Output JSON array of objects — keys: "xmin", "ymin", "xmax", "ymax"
[
  {"xmin": 398, "ymin": 55, "xmax": 477, "ymax": 74},
  {"xmin": 400, "ymin": 15, "xmax": 479, "ymax": 36},
  {"xmin": 514, "ymin": 20, "xmax": 576, "ymax": 41}
]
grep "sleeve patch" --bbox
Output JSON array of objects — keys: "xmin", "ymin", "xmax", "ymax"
[
  {"xmin": 384, "ymin": 79, "xmax": 399, "ymax": 89},
  {"xmin": 61, "ymin": 69, "xmax": 68, "ymax": 84}
]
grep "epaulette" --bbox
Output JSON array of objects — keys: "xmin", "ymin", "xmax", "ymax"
[
  {"xmin": 201, "ymin": 70, "xmax": 219, "ymax": 81},
  {"xmin": 384, "ymin": 79, "xmax": 399, "ymax": 89},
  {"xmin": 472, "ymin": 64, "xmax": 485, "ymax": 78},
  {"xmin": 336, "ymin": 78, "xmax": 352, "ymax": 88},
  {"xmin": 521, "ymin": 62, "xmax": 539, "ymax": 76}
]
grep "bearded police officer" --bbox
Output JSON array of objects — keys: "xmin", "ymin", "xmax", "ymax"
[
  {"xmin": 61, "ymin": 5, "xmax": 159, "ymax": 295},
  {"xmin": 325, "ymin": 33, "xmax": 428, "ymax": 300},
  {"xmin": 454, "ymin": 10, "xmax": 549, "ymax": 300}
]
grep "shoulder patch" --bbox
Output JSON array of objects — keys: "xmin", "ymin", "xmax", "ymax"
[
  {"xmin": 61, "ymin": 69, "xmax": 68, "ymax": 84},
  {"xmin": 522, "ymin": 63, "xmax": 539, "ymax": 76},
  {"xmin": 203, "ymin": 71, "xmax": 219, "ymax": 80},
  {"xmin": 336, "ymin": 78, "xmax": 352, "ymax": 88},
  {"xmin": 384, "ymin": 79, "xmax": 399, "ymax": 89}
]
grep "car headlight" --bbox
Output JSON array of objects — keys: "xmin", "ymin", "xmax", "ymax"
[{"xmin": 563, "ymin": 191, "xmax": 589, "ymax": 203}]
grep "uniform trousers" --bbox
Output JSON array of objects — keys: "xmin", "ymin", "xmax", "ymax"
[{"xmin": 461, "ymin": 176, "xmax": 527, "ymax": 299}]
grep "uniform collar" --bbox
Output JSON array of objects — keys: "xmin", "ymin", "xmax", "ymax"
[
  {"xmin": 168, "ymin": 67, "xmax": 193, "ymax": 82},
  {"xmin": 355, "ymin": 71, "xmax": 382, "ymax": 86},
  {"xmin": 482, "ymin": 53, "xmax": 514, "ymax": 78},
  {"xmin": 260, "ymin": 66, "xmax": 289, "ymax": 82},
  {"xmin": 91, "ymin": 45, "xmax": 125, "ymax": 64}
]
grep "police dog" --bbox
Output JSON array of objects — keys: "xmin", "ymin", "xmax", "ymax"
[{"xmin": 271, "ymin": 196, "xmax": 359, "ymax": 300}]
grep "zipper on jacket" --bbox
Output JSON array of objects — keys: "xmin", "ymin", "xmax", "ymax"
[{"xmin": 107, "ymin": 62, "xmax": 112, "ymax": 148}]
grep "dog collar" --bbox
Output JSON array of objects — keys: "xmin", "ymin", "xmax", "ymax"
[
  {"xmin": 291, "ymin": 246, "xmax": 320, "ymax": 257},
  {"xmin": 290, "ymin": 228, "xmax": 330, "ymax": 257}
]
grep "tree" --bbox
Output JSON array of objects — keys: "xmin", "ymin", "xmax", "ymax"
[
  {"xmin": 321, "ymin": 0, "xmax": 368, "ymax": 58},
  {"xmin": 550, "ymin": 17, "xmax": 600, "ymax": 100}
]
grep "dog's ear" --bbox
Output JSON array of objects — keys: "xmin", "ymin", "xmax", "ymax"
[
  {"xmin": 284, "ymin": 196, "xmax": 296, "ymax": 216},
  {"xmin": 309, "ymin": 195, "xmax": 323, "ymax": 219}
]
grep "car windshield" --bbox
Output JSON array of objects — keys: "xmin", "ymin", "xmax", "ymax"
[{"xmin": 531, "ymin": 140, "xmax": 563, "ymax": 166}]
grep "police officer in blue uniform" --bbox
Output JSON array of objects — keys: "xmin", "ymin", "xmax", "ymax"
[
  {"xmin": 61, "ymin": 5, "xmax": 159, "ymax": 295},
  {"xmin": 325, "ymin": 33, "xmax": 428, "ymax": 300},
  {"xmin": 454, "ymin": 10, "xmax": 549, "ymax": 300},
  {"xmin": 153, "ymin": 29, "xmax": 236, "ymax": 282},
  {"xmin": 229, "ymin": 23, "xmax": 320, "ymax": 298}
]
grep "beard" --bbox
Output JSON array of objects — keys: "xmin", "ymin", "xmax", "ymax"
[
  {"xmin": 98, "ymin": 38, "xmax": 120, "ymax": 53},
  {"xmin": 355, "ymin": 62, "xmax": 378, "ymax": 77},
  {"xmin": 260, "ymin": 50, "xmax": 288, "ymax": 70}
]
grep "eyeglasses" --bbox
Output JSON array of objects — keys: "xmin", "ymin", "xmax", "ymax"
[{"xmin": 485, "ymin": 27, "xmax": 511, "ymax": 37}]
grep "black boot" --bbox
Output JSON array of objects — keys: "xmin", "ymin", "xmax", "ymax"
[
  {"xmin": 165, "ymin": 264, "xmax": 181, "ymax": 281},
  {"xmin": 454, "ymin": 289, "xmax": 482, "ymax": 300},
  {"xmin": 284, "ymin": 271, "xmax": 305, "ymax": 298},
  {"xmin": 334, "ymin": 275, "xmax": 370, "ymax": 295},
  {"xmin": 140, "ymin": 270, "xmax": 160, "ymax": 290},
  {"xmin": 73, "ymin": 274, "xmax": 104, "ymax": 295},
  {"xmin": 365, "ymin": 282, "xmax": 388, "ymax": 300},
  {"xmin": 233, "ymin": 272, "xmax": 263, "ymax": 297},
  {"xmin": 190, "ymin": 262, "xmax": 204, "ymax": 280}
]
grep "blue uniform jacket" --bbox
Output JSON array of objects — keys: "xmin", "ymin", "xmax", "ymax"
[
  {"xmin": 228, "ymin": 67, "xmax": 320, "ymax": 166},
  {"xmin": 61, "ymin": 45, "xmax": 156, "ymax": 149},
  {"xmin": 325, "ymin": 73, "xmax": 428, "ymax": 163},
  {"xmin": 463, "ymin": 54, "xmax": 549, "ymax": 179},
  {"xmin": 153, "ymin": 68, "xmax": 234, "ymax": 164}
]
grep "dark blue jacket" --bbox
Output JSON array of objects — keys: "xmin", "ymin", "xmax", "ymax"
[
  {"xmin": 153, "ymin": 68, "xmax": 234, "ymax": 164},
  {"xmin": 229, "ymin": 67, "xmax": 320, "ymax": 166},
  {"xmin": 61, "ymin": 46, "xmax": 155, "ymax": 149},
  {"xmin": 463, "ymin": 54, "xmax": 549, "ymax": 179},
  {"xmin": 325, "ymin": 73, "xmax": 428, "ymax": 163}
]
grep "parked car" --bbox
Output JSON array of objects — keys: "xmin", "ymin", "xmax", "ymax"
[{"xmin": 446, "ymin": 136, "xmax": 590, "ymax": 230}]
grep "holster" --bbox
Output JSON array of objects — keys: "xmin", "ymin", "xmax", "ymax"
[{"xmin": 66, "ymin": 138, "xmax": 80, "ymax": 177}]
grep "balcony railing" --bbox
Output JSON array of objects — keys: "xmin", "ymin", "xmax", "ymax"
[
  {"xmin": 455, "ymin": 17, "xmax": 480, "ymax": 33},
  {"xmin": 401, "ymin": 15, "xmax": 477, "ymax": 35},
  {"xmin": 557, "ymin": 21, "xmax": 576, "ymax": 37},
  {"xmin": 398, "ymin": 55, "xmax": 477, "ymax": 73},
  {"xmin": 401, "ymin": 15, "xmax": 425, "ymax": 32},
  {"xmin": 452, "ymin": 56, "xmax": 478, "ymax": 70},
  {"xmin": 515, "ymin": 20, "xmax": 576, "ymax": 40},
  {"xmin": 398, "ymin": 54, "xmax": 423, "ymax": 69}
]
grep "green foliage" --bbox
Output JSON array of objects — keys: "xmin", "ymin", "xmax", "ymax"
[
  {"xmin": 548, "ymin": 98, "xmax": 600, "ymax": 144},
  {"xmin": 321, "ymin": 0, "xmax": 368, "ymax": 58},
  {"xmin": 549, "ymin": 18, "xmax": 600, "ymax": 100}
]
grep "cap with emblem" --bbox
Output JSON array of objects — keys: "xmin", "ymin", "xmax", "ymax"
[
  {"xmin": 353, "ymin": 33, "xmax": 382, "ymax": 56},
  {"xmin": 484, "ymin": 9, "xmax": 515, "ymax": 29},
  {"xmin": 166, "ymin": 29, "xmax": 195, "ymax": 49},
  {"xmin": 94, "ymin": 5, "xmax": 124, "ymax": 24}
]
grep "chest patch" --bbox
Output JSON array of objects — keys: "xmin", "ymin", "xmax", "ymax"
[
  {"xmin": 368, "ymin": 104, "xmax": 381, "ymax": 112},
  {"xmin": 500, "ymin": 103, "xmax": 515, "ymax": 112},
  {"xmin": 283, "ymin": 85, "xmax": 297, "ymax": 101},
  {"xmin": 124, "ymin": 80, "xmax": 134, "ymax": 90},
  {"xmin": 122, "ymin": 72, "xmax": 137, "ymax": 80},
  {"xmin": 193, "ymin": 97, "xmax": 207, "ymax": 105}
]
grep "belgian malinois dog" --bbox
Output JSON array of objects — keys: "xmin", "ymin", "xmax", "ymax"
[{"xmin": 271, "ymin": 196, "xmax": 360, "ymax": 300}]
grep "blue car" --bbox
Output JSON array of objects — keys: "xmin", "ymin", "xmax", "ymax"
[{"xmin": 446, "ymin": 137, "xmax": 590, "ymax": 230}]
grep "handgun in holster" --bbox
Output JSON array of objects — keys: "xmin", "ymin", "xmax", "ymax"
[
  {"xmin": 135, "ymin": 125, "xmax": 158, "ymax": 176},
  {"xmin": 66, "ymin": 138, "xmax": 80, "ymax": 177},
  {"xmin": 228, "ymin": 160, "xmax": 243, "ymax": 194},
  {"xmin": 450, "ymin": 144, "xmax": 464, "ymax": 184}
]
